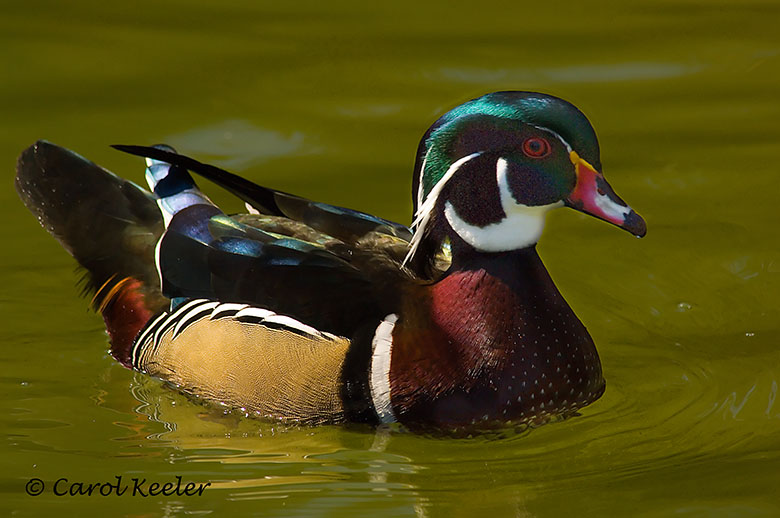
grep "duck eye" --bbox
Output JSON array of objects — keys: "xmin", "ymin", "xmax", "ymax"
[{"xmin": 522, "ymin": 137, "xmax": 551, "ymax": 158}]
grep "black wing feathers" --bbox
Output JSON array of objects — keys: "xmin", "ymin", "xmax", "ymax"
[
  {"xmin": 160, "ymin": 204, "xmax": 391, "ymax": 336},
  {"xmin": 112, "ymin": 144, "xmax": 413, "ymax": 243}
]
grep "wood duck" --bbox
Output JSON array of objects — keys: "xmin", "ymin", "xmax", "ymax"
[{"xmin": 15, "ymin": 91, "xmax": 646, "ymax": 430}]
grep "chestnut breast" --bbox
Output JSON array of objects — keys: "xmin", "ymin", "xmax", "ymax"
[{"xmin": 389, "ymin": 249, "xmax": 605, "ymax": 427}]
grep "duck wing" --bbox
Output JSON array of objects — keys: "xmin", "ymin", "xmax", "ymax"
[
  {"xmin": 125, "ymin": 146, "xmax": 419, "ymax": 337},
  {"xmin": 159, "ymin": 205, "xmax": 408, "ymax": 336},
  {"xmin": 112, "ymin": 144, "xmax": 413, "ymax": 244}
]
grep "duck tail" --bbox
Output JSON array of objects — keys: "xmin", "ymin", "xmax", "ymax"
[{"xmin": 14, "ymin": 141, "xmax": 169, "ymax": 366}]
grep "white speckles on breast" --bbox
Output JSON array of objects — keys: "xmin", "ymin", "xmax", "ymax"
[{"xmin": 493, "ymin": 289, "xmax": 605, "ymax": 424}]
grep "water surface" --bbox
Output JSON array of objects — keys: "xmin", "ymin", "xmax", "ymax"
[{"xmin": 2, "ymin": 1, "xmax": 779, "ymax": 516}]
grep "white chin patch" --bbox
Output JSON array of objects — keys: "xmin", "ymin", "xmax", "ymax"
[{"xmin": 444, "ymin": 158, "xmax": 563, "ymax": 252}]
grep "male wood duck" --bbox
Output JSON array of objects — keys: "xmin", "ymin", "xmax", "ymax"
[{"xmin": 15, "ymin": 91, "xmax": 646, "ymax": 430}]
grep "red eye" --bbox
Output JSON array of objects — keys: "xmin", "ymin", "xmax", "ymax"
[{"xmin": 522, "ymin": 137, "xmax": 551, "ymax": 158}]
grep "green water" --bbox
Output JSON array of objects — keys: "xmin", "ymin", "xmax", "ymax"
[{"xmin": 3, "ymin": 1, "xmax": 779, "ymax": 516}]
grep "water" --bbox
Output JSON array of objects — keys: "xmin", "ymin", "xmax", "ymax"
[{"xmin": 3, "ymin": 1, "xmax": 780, "ymax": 516}]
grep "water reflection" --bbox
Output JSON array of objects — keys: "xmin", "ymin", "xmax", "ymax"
[
  {"xmin": 163, "ymin": 119, "xmax": 305, "ymax": 170},
  {"xmin": 110, "ymin": 344, "xmax": 780, "ymax": 516},
  {"xmin": 125, "ymin": 374, "xmax": 432, "ymax": 515}
]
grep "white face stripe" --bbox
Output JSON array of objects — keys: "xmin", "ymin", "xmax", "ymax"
[
  {"xmin": 369, "ymin": 314, "xmax": 398, "ymax": 424},
  {"xmin": 530, "ymin": 124, "xmax": 574, "ymax": 154},
  {"xmin": 403, "ymin": 152, "xmax": 482, "ymax": 266},
  {"xmin": 415, "ymin": 146, "xmax": 433, "ymax": 213},
  {"xmin": 444, "ymin": 158, "xmax": 563, "ymax": 252}
]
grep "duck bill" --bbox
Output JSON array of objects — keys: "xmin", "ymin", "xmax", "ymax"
[{"xmin": 564, "ymin": 152, "xmax": 646, "ymax": 237}]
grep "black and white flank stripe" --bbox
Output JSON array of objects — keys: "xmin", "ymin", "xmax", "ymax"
[{"xmin": 131, "ymin": 299, "xmax": 338, "ymax": 370}]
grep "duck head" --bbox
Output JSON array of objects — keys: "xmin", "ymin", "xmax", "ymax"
[{"xmin": 406, "ymin": 91, "xmax": 646, "ymax": 272}]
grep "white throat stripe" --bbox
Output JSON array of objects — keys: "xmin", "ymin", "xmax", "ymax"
[{"xmin": 444, "ymin": 157, "xmax": 562, "ymax": 252}]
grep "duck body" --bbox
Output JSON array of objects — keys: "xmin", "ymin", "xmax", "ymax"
[{"xmin": 15, "ymin": 92, "xmax": 645, "ymax": 430}]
